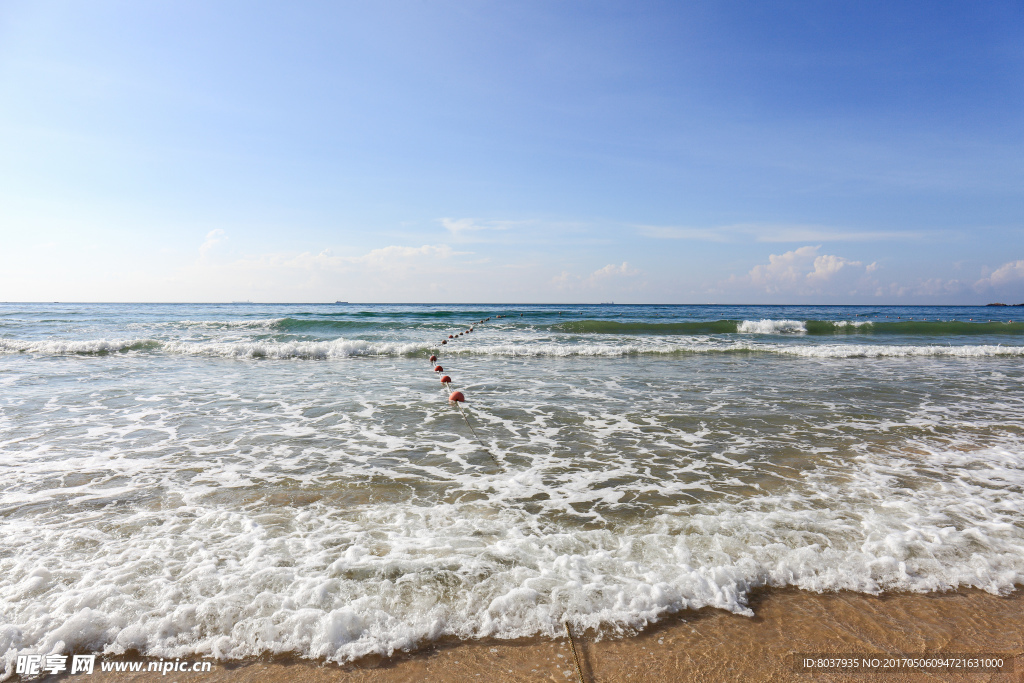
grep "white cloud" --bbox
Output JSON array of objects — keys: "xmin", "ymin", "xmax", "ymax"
[
  {"xmin": 976, "ymin": 260, "xmax": 1024, "ymax": 290},
  {"xmin": 875, "ymin": 283, "xmax": 908, "ymax": 298},
  {"xmin": 551, "ymin": 262, "xmax": 642, "ymax": 293},
  {"xmin": 217, "ymin": 244, "xmax": 460, "ymax": 273},
  {"xmin": 636, "ymin": 225, "xmax": 732, "ymax": 242},
  {"xmin": 198, "ymin": 229, "xmax": 227, "ymax": 260},
  {"xmin": 806, "ymin": 253, "xmax": 862, "ymax": 282},
  {"xmin": 350, "ymin": 244, "xmax": 456, "ymax": 266},
  {"xmin": 912, "ymin": 277, "xmax": 968, "ymax": 297},
  {"xmin": 440, "ymin": 217, "xmax": 516, "ymax": 234},
  {"xmin": 589, "ymin": 261, "xmax": 638, "ymax": 281},
  {"xmin": 751, "ymin": 226, "xmax": 926, "ymax": 243},
  {"xmin": 168, "ymin": 243, "xmax": 471, "ymax": 301},
  {"xmin": 639, "ymin": 223, "xmax": 928, "ymax": 243},
  {"xmin": 746, "ymin": 245, "xmax": 819, "ymax": 291},
  {"xmin": 733, "ymin": 245, "xmax": 874, "ymax": 296},
  {"xmin": 733, "ymin": 252, "xmax": 1023, "ymax": 302}
]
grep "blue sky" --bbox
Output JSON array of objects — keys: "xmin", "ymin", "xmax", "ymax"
[{"xmin": 1, "ymin": 1, "xmax": 1022, "ymax": 303}]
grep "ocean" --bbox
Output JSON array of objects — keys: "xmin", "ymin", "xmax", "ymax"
[{"xmin": 1, "ymin": 303, "xmax": 1022, "ymax": 671}]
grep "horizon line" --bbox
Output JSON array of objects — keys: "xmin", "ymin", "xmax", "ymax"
[{"xmin": 2, "ymin": 301, "xmax": 1020, "ymax": 307}]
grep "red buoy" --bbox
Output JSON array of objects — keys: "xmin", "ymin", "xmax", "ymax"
[
  {"xmin": 429, "ymin": 355, "xmax": 437, "ymax": 362},
  {"xmin": 434, "ymin": 365, "xmax": 443, "ymax": 372},
  {"xmin": 448, "ymin": 391, "xmax": 465, "ymax": 402},
  {"xmin": 448, "ymin": 335, "xmax": 454, "ymax": 339},
  {"xmin": 440, "ymin": 375, "xmax": 451, "ymax": 384},
  {"xmin": 441, "ymin": 340, "xmax": 447, "ymax": 345}
]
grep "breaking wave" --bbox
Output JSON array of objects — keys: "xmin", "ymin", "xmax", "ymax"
[
  {"xmin": 0, "ymin": 339, "xmax": 162, "ymax": 355},
  {"xmin": 4, "ymin": 337, "xmax": 1024, "ymax": 359},
  {"xmin": 556, "ymin": 319, "xmax": 1024, "ymax": 336}
]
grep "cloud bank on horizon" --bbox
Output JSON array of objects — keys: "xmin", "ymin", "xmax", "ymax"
[{"xmin": 0, "ymin": 1, "xmax": 1021, "ymax": 304}]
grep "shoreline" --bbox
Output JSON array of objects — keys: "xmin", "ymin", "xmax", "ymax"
[{"xmin": 69, "ymin": 586, "xmax": 1023, "ymax": 682}]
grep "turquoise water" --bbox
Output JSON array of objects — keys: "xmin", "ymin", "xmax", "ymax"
[{"xmin": 1, "ymin": 303, "xmax": 1023, "ymax": 668}]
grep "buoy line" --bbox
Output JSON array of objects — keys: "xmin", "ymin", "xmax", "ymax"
[
  {"xmin": 430, "ymin": 314, "xmax": 590, "ymax": 682},
  {"xmin": 429, "ymin": 317, "xmax": 501, "ymax": 469},
  {"xmin": 451, "ymin": 399, "xmax": 500, "ymax": 468}
]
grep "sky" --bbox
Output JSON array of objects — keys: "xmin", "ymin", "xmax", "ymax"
[{"xmin": 1, "ymin": 1, "xmax": 1022, "ymax": 304}]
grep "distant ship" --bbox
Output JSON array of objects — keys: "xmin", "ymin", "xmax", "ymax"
[{"xmin": 334, "ymin": 301, "xmax": 348, "ymax": 304}]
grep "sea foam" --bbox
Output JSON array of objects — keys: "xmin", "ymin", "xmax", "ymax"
[
  {"xmin": 2, "ymin": 302, "xmax": 1024, "ymax": 676},
  {"xmin": 2, "ymin": 442, "xmax": 1022, "ymax": 673},
  {"xmin": 737, "ymin": 319, "xmax": 807, "ymax": 334},
  {"xmin": 4, "ymin": 336, "xmax": 1024, "ymax": 359}
]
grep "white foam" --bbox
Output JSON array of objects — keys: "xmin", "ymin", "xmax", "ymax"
[
  {"xmin": 737, "ymin": 319, "xmax": 807, "ymax": 334},
  {"xmin": 126, "ymin": 318, "xmax": 286, "ymax": 331},
  {"xmin": 4, "ymin": 336, "xmax": 1023, "ymax": 360},
  {"xmin": 0, "ymin": 338, "xmax": 159, "ymax": 355},
  {"xmin": 441, "ymin": 341, "xmax": 1024, "ymax": 358},
  {"xmin": 762, "ymin": 343, "xmax": 1024, "ymax": 358},
  {"xmin": 2, "ymin": 444, "xmax": 1022, "ymax": 673},
  {"xmin": 160, "ymin": 339, "xmax": 424, "ymax": 359},
  {"xmin": 0, "ymin": 338, "xmax": 424, "ymax": 359}
]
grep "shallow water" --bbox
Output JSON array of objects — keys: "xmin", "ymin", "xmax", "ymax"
[{"xmin": 1, "ymin": 303, "xmax": 1023, "ymax": 670}]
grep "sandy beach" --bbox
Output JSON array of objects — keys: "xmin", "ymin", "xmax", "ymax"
[{"xmin": 77, "ymin": 587, "xmax": 1022, "ymax": 683}]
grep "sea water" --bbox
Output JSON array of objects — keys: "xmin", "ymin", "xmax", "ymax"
[{"xmin": 1, "ymin": 303, "xmax": 1022, "ymax": 671}]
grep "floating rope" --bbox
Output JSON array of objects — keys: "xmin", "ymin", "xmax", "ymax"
[
  {"xmin": 564, "ymin": 621, "xmax": 586, "ymax": 683},
  {"xmin": 429, "ymin": 320, "xmax": 502, "ymax": 470},
  {"xmin": 452, "ymin": 399, "xmax": 501, "ymax": 469},
  {"xmin": 433, "ymin": 316, "xmax": 590, "ymax": 679}
]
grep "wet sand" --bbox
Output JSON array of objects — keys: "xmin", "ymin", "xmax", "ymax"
[{"xmin": 80, "ymin": 588, "xmax": 1023, "ymax": 683}]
